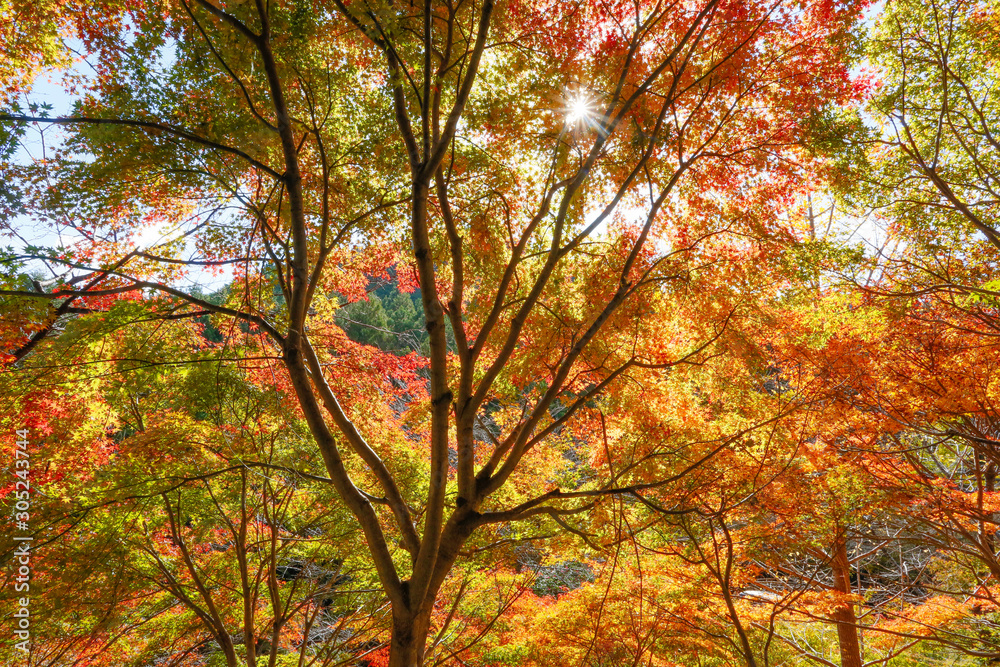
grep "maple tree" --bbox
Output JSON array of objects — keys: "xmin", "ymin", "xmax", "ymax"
[
  {"xmin": 816, "ymin": 0, "xmax": 1000, "ymax": 657},
  {"xmin": 864, "ymin": 0, "xmax": 1000, "ymax": 255},
  {"xmin": 5, "ymin": 0, "xmax": 1000, "ymax": 665},
  {"xmin": 0, "ymin": 0, "xmax": 865, "ymax": 664},
  {"xmin": 0, "ymin": 297, "xmax": 407, "ymax": 667},
  {"xmin": 785, "ymin": 300, "xmax": 1000, "ymax": 663}
]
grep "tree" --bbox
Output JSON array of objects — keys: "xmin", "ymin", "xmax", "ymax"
[
  {"xmin": 0, "ymin": 298, "xmax": 404, "ymax": 667},
  {"xmin": 0, "ymin": 0, "xmax": 865, "ymax": 664},
  {"xmin": 847, "ymin": 0, "xmax": 1000, "ymax": 318},
  {"xmin": 866, "ymin": 0, "xmax": 1000, "ymax": 253},
  {"xmin": 766, "ymin": 289, "xmax": 1000, "ymax": 664}
]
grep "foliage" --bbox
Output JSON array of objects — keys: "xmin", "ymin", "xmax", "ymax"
[{"xmin": 1, "ymin": 0, "xmax": 999, "ymax": 666}]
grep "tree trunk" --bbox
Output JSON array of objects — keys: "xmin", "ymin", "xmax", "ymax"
[
  {"xmin": 720, "ymin": 584, "xmax": 759, "ymax": 667},
  {"xmin": 715, "ymin": 520, "xmax": 759, "ymax": 667},
  {"xmin": 386, "ymin": 518, "xmax": 476, "ymax": 667},
  {"xmin": 831, "ymin": 537, "xmax": 863, "ymax": 667},
  {"xmin": 984, "ymin": 461, "xmax": 996, "ymax": 556},
  {"xmin": 217, "ymin": 633, "xmax": 239, "ymax": 667},
  {"xmin": 388, "ymin": 609, "xmax": 432, "ymax": 667}
]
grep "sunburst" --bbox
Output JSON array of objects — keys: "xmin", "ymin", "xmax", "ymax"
[{"xmin": 566, "ymin": 94, "xmax": 594, "ymax": 124}]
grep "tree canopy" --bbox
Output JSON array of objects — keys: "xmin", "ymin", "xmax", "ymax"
[{"xmin": 1, "ymin": 0, "xmax": 1000, "ymax": 666}]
